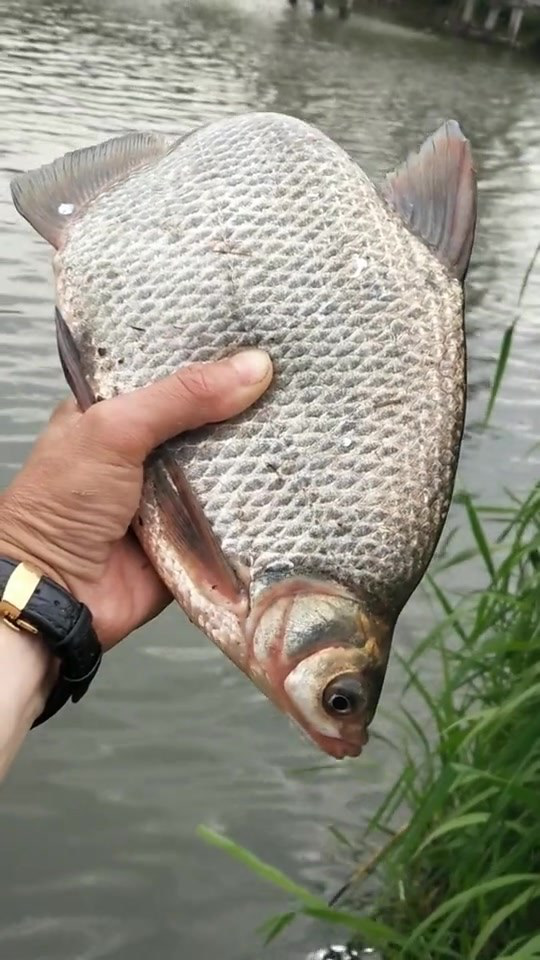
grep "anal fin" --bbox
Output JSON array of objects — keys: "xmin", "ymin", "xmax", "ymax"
[{"xmin": 146, "ymin": 449, "xmax": 243, "ymax": 608}]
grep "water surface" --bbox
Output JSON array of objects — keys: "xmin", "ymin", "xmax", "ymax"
[{"xmin": 0, "ymin": 2, "xmax": 539, "ymax": 957}]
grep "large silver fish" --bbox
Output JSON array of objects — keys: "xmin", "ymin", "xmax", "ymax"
[{"xmin": 11, "ymin": 112, "xmax": 477, "ymax": 759}]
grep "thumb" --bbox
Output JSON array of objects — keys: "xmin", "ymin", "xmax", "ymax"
[{"xmin": 82, "ymin": 349, "xmax": 273, "ymax": 462}]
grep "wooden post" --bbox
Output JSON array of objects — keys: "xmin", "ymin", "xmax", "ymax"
[
  {"xmin": 338, "ymin": 0, "xmax": 352, "ymax": 17},
  {"xmin": 485, "ymin": 4, "xmax": 502, "ymax": 30},
  {"xmin": 461, "ymin": 0, "xmax": 477, "ymax": 23},
  {"xmin": 313, "ymin": 0, "xmax": 325, "ymax": 9},
  {"xmin": 508, "ymin": 6, "xmax": 525, "ymax": 44}
]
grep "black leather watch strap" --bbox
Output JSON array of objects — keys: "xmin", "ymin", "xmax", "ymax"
[{"xmin": 0, "ymin": 557, "xmax": 102, "ymax": 727}]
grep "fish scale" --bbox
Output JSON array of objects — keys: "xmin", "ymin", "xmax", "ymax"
[{"xmin": 11, "ymin": 110, "xmax": 476, "ymax": 758}]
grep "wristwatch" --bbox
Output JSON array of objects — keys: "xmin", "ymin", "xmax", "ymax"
[{"xmin": 0, "ymin": 557, "xmax": 102, "ymax": 727}]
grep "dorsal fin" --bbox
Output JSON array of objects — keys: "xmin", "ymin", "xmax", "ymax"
[
  {"xmin": 10, "ymin": 131, "xmax": 178, "ymax": 248},
  {"xmin": 381, "ymin": 120, "xmax": 477, "ymax": 283}
]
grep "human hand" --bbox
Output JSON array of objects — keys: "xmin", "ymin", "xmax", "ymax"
[{"xmin": 0, "ymin": 350, "xmax": 272, "ymax": 651}]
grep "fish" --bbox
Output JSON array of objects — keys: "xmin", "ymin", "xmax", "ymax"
[{"xmin": 10, "ymin": 111, "xmax": 477, "ymax": 759}]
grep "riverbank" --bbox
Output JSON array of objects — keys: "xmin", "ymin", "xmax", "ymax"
[{"xmin": 350, "ymin": 0, "xmax": 540, "ymax": 53}]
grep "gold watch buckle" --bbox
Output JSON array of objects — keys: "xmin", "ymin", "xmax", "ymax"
[{"xmin": 0, "ymin": 562, "xmax": 42, "ymax": 634}]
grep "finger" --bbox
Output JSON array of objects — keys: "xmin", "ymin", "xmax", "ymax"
[{"xmin": 81, "ymin": 349, "xmax": 273, "ymax": 462}]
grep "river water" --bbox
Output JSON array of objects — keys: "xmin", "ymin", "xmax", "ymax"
[{"xmin": 0, "ymin": 1, "xmax": 539, "ymax": 958}]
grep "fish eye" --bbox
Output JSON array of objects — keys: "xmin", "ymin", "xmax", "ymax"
[{"xmin": 322, "ymin": 676, "xmax": 365, "ymax": 718}]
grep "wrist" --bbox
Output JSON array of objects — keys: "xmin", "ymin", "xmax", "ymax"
[
  {"xmin": 0, "ymin": 555, "xmax": 103, "ymax": 731},
  {"xmin": 0, "ymin": 532, "xmax": 70, "ymax": 595},
  {"xmin": 0, "ymin": 621, "xmax": 55, "ymax": 714},
  {"xmin": 0, "ymin": 620, "xmax": 56, "ymax": 779}
]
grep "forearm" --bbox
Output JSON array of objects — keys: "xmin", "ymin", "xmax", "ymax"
[{"xmin": 0, "ymin": 621, "xmax": 53, "ymax": 780}]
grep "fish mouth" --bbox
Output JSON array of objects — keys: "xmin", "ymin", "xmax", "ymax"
[
  {"xmin": 252, "ymin": 668, "xmax": 369, "ymax": 759},
  {"xmin": 265, "ymin": 674, "xmax": 371, "ymax": 760},
  {"xmin": 310, "ymin": 730, "xmax": 368, "ymax": 760}
]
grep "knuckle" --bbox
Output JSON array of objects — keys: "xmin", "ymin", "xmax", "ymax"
[
  {"xmin": 174, "ymin": 363, "xmax": 218, "ymax": 408},
  {"xmin": 82, "ymin": 402, "xmax": 138, "ymax": 462}
]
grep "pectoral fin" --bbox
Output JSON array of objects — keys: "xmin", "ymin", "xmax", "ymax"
[
  {"xmin": 382, "ymin": 119, "xmax": 477, "ymax": 282},
  {"xmin": 146, "ymin": 450, "xmax": 244, "ymax": 608},
  {"xmin": 55, "ymin": 308, "xmax": 95, "ymax": 411}
]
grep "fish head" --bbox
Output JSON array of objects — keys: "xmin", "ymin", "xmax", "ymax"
[{"xmin": 246, "ymin": 578, "xmax": 392, "ymax": 759}]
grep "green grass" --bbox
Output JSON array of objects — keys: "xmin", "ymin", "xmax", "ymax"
[
  {"xmin": 197, "ymin": 253, "xmax": 540, "ymax": 956},
  {"xmin": 347, "ymin": 483, "xmax": 540, "ymax": 958}
]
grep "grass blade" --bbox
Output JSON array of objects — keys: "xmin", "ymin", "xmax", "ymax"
[
  {"xmin": 497, "ymin": 932, "xmax": 540, "ymax": 959},
  {"xmin": 414, "ymin": 812, "xmax": 490, "ymax": 856},
  {"xmin": 404, "ymin": 875, "xmax": 540, "ymax": 948},
  {"xmin": 302, "ymin": 906, "xmax": 403, "ymax": 947},
  {"xmin": 197, "ymin": 826, "xmax": 321, "ymax": 905},
  {"xmin": 258, "ymin": 911, "xmax": 298, "ymax": 945},
  {"xmin": 483, "ymin": 324, "xmax": 516, "ymax": 428},
  {"xmin": 483, "ymin": 240, "xmax": 540, "ymax": 427},
  {"xmin": 471, "ymin": 885, "xmax": 540, "ymax": 958},
  {"xmin": 462, "ymin": 492, "xmax": 497, "ymax": 580}
]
